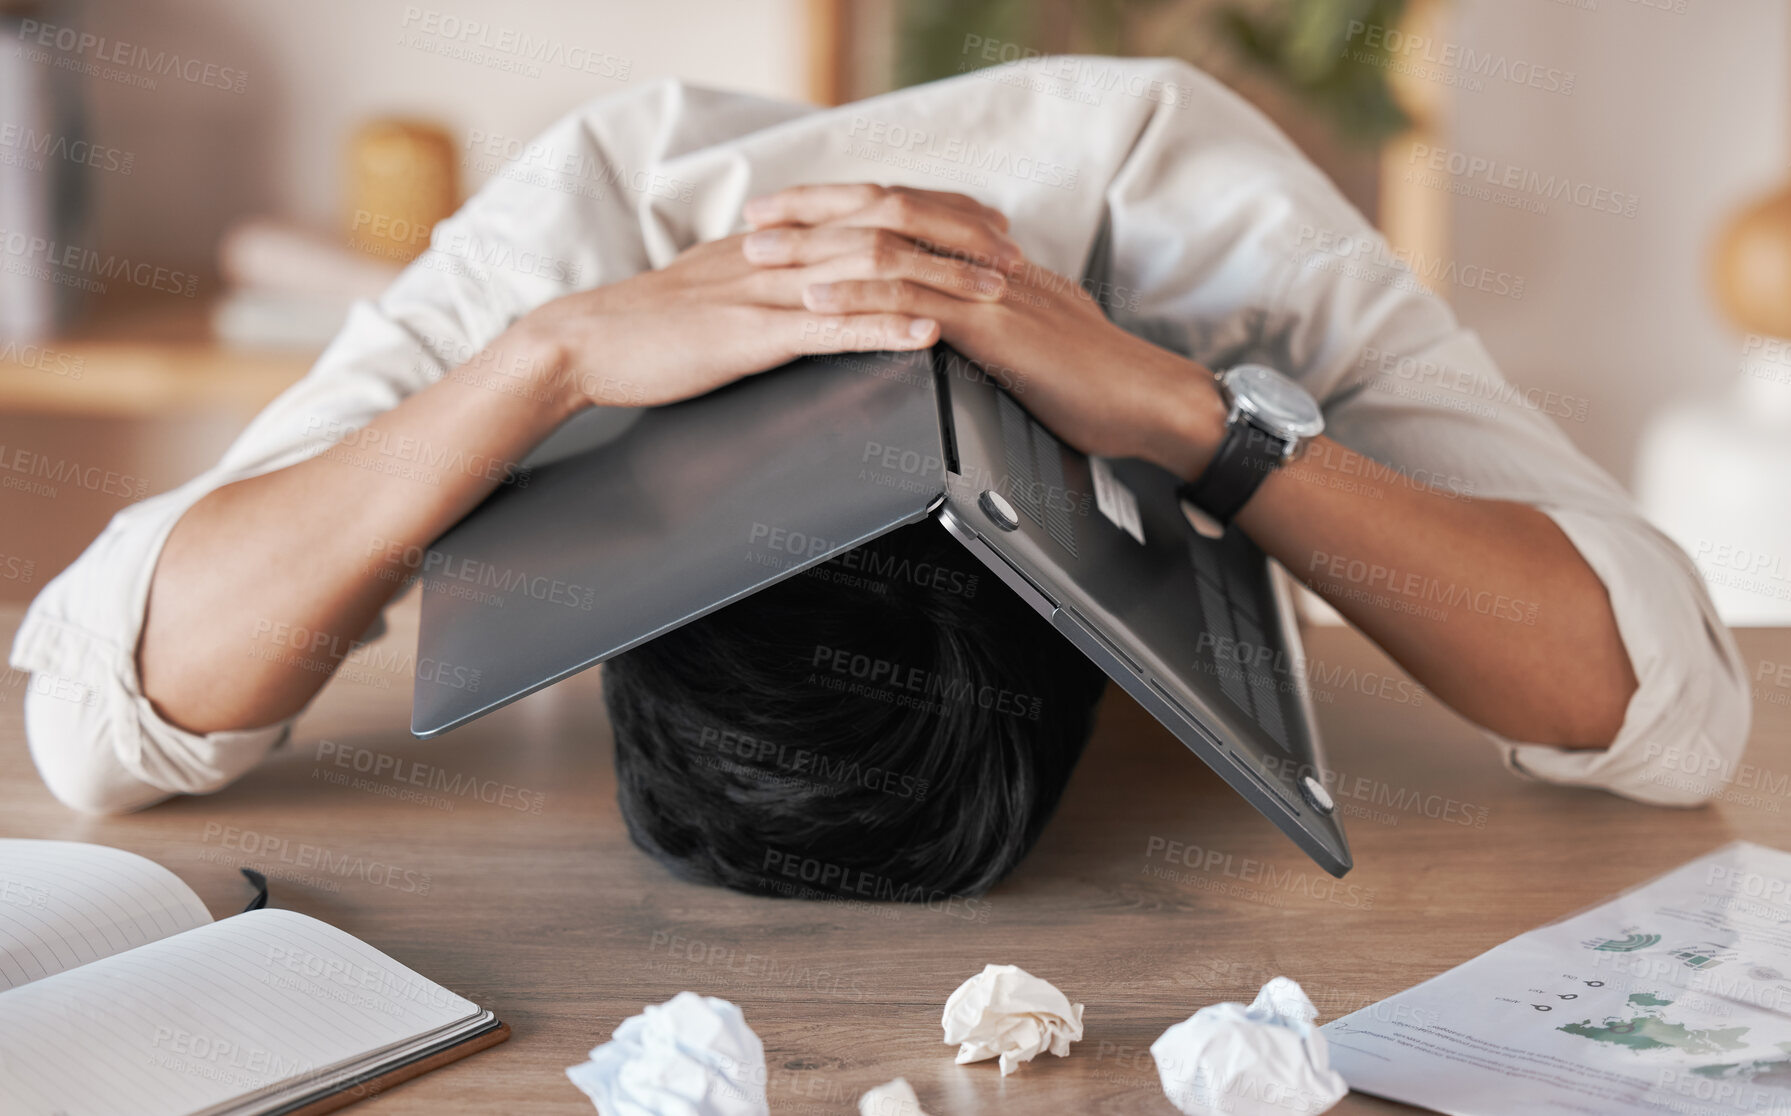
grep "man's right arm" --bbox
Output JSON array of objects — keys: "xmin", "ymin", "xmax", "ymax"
[
  {"xmin": 139, "ymin": 326, "xmax": 577, "ymax": 733},
  {"xmin": 137, "ymin": 222, "xmax": 995, "ymax": 734}
]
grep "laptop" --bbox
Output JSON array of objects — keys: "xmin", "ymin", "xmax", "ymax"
[{"xmin": 407, "ymin": 340, "xmax": 1352, "ymax": 877}]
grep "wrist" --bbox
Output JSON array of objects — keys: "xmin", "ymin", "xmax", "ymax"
[
  {"xmin": 1133, "ymin": 347, "xmax": 1228, "ymax": 482},
  {"xmin": 499, "ymin": 317, "xmax": 586, "ymax": 426}
]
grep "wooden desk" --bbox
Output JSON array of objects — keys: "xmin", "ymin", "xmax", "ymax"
[{"xmin": 3, "ymin": 601, "xmax": 1787, "ymax": 1115}]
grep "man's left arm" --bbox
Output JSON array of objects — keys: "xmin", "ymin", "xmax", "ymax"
[{"xmin": 737, "ymin": 57, "xmax": 1749, "ymax": 801}]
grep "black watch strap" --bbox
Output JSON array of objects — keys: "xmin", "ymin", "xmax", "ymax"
[{"xmin": 1177, "ymin": 420, "xmax": 1288, "ymax": 527}]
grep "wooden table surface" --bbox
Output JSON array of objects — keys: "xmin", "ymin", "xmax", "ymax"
[{"xmin": 3, "ymin": 599, "xmax": 1787, "ymax": 1115}]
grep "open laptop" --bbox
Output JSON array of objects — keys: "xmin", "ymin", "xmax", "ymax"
[{"xmin": 408, "ymin": 342, "xmax": 1352, "ymax": 877}]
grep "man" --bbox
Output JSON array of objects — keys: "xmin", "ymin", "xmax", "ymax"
[{"xmin": 10, "ymin": 57, "xmax": 1747, "ymax": 899}]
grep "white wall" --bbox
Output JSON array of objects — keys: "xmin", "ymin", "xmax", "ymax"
[
  {"xmin": 64, "ymin": 0, "xmax": 810, "ymax": 277},
  {"xmin": 1440, "ymin": 0, "xmax": 1787, "ymax": 487}
]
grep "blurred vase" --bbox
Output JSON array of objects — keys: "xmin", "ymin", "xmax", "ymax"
[
  {"xmin": 345, "ymin": 119, "xmax": 458, "ymax": 264},
  {"xmin": 1636, "ymin": 182, "xmax": 1791, "ymax": 626},
  {"xmin": 1713, "ymin": 183, "xmax": 1791, "ymax": 337}
]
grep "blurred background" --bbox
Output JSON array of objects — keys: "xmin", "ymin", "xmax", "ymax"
[{"xmin": 1, "ymin": 0, "xmax": 1787, "ymax": 624}]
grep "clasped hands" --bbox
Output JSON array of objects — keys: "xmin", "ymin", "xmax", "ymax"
[{"xmin": 511, "ymin": 183, "xmax": 1223, "ymax": 479}]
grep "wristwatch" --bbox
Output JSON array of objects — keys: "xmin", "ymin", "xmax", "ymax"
[{"xmin": 1177, "ymin": 363, "xmax": 1324, "ymax": 536}]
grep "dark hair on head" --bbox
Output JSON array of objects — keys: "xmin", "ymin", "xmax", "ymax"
[{"xmin": 603, "ymin": 518, "xmax": 1108, "ymax": 901}]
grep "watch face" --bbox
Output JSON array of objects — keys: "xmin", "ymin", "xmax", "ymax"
[{"xmin": 1222, "ymin": 364, "xmax": 1325, "ymax": 439}]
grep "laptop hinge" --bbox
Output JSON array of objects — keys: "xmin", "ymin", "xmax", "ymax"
[{"xmin": 930, "ymin": 346, "xmax": 961, "ymax": 476}]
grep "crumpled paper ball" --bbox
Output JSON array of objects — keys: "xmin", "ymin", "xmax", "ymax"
[
  {"xmin": 858, "ymin": 1076, "xmax": 933, "ymax": 1116},
  {"xmin": 941, "ymin": 963, "xmax": 1085, "ymax": 1075},
  {"xmin": 565, "ymin": 991, "xmax": 769, "ymax": 1116},
  {"xmin": 1150, "ymin": 976, "xmax": 1348, "ymax": 1116}
]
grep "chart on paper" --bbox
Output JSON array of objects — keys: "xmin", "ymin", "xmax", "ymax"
[{"xmin": 1324, "ymin": 843, "xmax": 1791, "ymax": 1115}]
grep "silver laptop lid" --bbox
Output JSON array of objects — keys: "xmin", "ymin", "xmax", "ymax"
[
  {"xmin": 409, "ymin": 342, "xmax": 1348, "ymax": 875},
  {"xmin": 410, "ymin": 349, "xmax": 946, "ymax": 737},
  {"xmin": 932, "ymin": 347, "xmax": 1352, "ymax": 875}
]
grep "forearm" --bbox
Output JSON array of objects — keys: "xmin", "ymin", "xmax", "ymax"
[
  {"xmin": 140, "ymin": 329, "xmax": 577, "ymax": 734},
  {"xmin": 1113, "ymin": 336, "xmax": 1635, "ymax": 749},
  {"xmin": 1234, "ymin": 435, "xmax": 1638, "ymax": 748}
]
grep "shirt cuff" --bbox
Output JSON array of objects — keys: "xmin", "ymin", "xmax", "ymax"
[
  {"xmin": 1492, "ymin": 506, "xmax": 1752, "ymax": 806},
  {"xmin": 12, "ymin": 612, "xmax": 291, "ymax": 813}
]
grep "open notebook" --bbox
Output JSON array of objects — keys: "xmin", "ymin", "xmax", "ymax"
[{"xmin": 0, "ymin": 840, "xmax": 508, "ymax": 1116}]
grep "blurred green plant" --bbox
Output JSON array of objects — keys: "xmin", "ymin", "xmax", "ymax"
[
  {"xmin": 1219, "ymin": 0, "xmax": 1411, "ymax": 142},
  {"xmin": 897, "ymin": 0, "xmax": 1413, "ymax": 146}
]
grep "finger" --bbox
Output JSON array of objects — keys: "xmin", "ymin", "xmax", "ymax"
[
  {"xmin": 830, "ymin": 191, "xmax": 1020, "ymax": 271},
  {"xmin": 801, "ymin": 278, "xmax": 971, "ymax": 323},
  {"xmin": 782, "ymin": 311, "xmax": 940, "ymax": 355},
  {"xmin": 887, "ymin": 186, "xmax": 1010, "ymax": 231},
  {"xmin": 745, "ymin": 183, "xmax": 1011, "ymax": 237},
  {"xmin": 742, "ymin": 227, "xmax": 1007, "ymax": 301},
  {"xmin": 741, "ymin": 224, "xmax": 878, "ymax": 266},
  {"xmin": 744, "ymin": 184, "xmax": 888, "ymax": 228}
]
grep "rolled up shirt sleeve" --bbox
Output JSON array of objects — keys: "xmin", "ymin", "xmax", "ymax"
[
  {"xmin": 1264, "ymin": 196, "xmax": 1750, "ymax": 807},
  {"xmin": 8, "ymin": 301, "xmax": 448, "ymax": 814},
  {"xmin": 8, "ymin": 79, "xmax": 820, "ymax": 814}
]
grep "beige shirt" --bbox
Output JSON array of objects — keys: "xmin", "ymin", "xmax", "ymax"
[{"xmin": 9, "ymin": 57, "xmax": 1750, "ymax": 814}]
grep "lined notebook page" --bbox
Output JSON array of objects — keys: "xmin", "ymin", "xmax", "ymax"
[
  {"xmin": 0, "ymin": 908, "xmax": 478, "ymax": 1116},
  {"xmin": 0, "ymin": 839, "xmax": 213, "ymax": 991}
]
